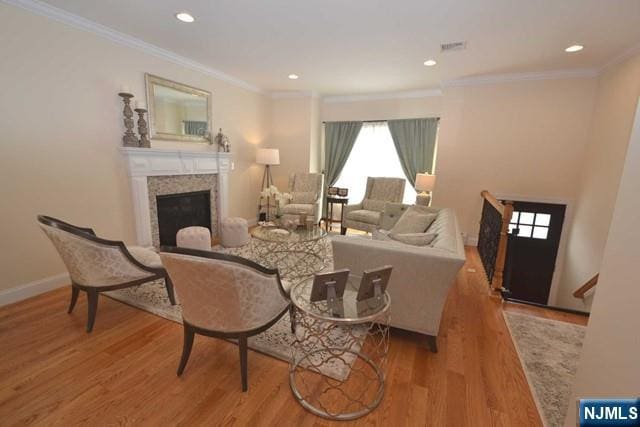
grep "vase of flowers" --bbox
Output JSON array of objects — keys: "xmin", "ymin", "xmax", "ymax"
[{"xmin": 259, "ymin": 185, "xmax": 292, "ymax": 223}]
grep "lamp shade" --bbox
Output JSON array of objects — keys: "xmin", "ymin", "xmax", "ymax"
[
  {"xmin": 415, "ymin": 173, "xmax": 436, "ymax": 192},
  {"xmin": 256, "ymin": 148, "xmax": 280, "ymax": 165}
]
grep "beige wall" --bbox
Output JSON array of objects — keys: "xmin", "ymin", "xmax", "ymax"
[
  {"xmin": 0, "ymin": 5, "xmax": 271, "ymax": 292},
  {"xmin": 322, "ymin": 96, "xmax": 443, "ymax": 122},
  {"xmin": 565, "ymin": 97, "xmax": 640, "ymax": 426},
  {"xmin": 557, "ymin": 53, "xmax": 640, "ymax": 311}
]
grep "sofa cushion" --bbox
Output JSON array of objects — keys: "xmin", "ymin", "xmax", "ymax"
[
  {"xmin": 362, "ymin": 198, "xmax": 387, "ymax": 212},
  {"xmin": 390, "ymin": 206, "xmax": 437, "ymax": 234},
  {"xmin": 281, "ymin": 203, "xmax": 314, "ymax": 215},
  {"xmin": 380, "ymin": 202, "xmax": 410, "ymax": 230},
  {"xmin": 372, "ymin": 229, "xmax": 392, "ymax": 241},
  {"xmin": 292, "ymin": 192, "xmax": 316, "ymax": 204},
  {"xmin": 389, "ymin": 232, "xmax": 437, "ymax": 247},
  {"xmin": 347, "ymin": 209, "xmax": 381, "ymax": 225}
]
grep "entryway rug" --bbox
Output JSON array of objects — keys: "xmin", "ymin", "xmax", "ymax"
[
  {"xmin": 503, "ymin": 311, "xmax": 586, "ymax": 427},
  {"xmin": 105, "ymin": 237, "xmax": 361, "ymax": 381}
]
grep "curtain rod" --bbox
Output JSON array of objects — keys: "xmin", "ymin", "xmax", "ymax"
[{"xmin": 322, "ymin": 117, "xmax": 440, "ymax": 124}]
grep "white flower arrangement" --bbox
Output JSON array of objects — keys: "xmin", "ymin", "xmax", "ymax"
[{"xmin": 260, "ymin": 185, "xmax": 293, "ymax": 203}]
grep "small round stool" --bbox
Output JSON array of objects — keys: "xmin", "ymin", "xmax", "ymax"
[
  {"xmin": 221, "ymin": 217, "xmax": 250, "ymax": 248},
  {"xmin": 176, "ymin": 226, "xmax": 212, "ymax": 251}
]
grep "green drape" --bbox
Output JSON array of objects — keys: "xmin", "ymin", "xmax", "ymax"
[
  {"xmin": 387, "ymin": 118, "xmax": 439, "ymax": 186},
  {"xmin": 323, "ymin": 121, "xmax": 363, "ymax": 216}
]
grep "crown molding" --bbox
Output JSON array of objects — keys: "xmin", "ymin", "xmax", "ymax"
[
  {"xmin": 443, "ymin": 68, "xmax": 599, "ymax": 87},
  {"xmin": 599, "ymin": 42, "xmax": 640, "ymax": 73},
  {"xmin": 323, "ymin": 89, "xmax": 442, "ymax": 103},
  {"xmin": 1, "ymin": 0, "xmax": 263, "ymax": 93},
  {"xmin": 270, "ymin": 91, "xmax": 318, "ymax": 99}
]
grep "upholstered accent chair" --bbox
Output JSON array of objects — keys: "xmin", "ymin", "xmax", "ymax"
[
  {"xmin": 37, "ymin": 215, "xmax": 176, "ymax": 332},
  {"xmin": 280, "ymin": 172, "xmax": 324, "ymax": 224},
  {"xmin": 159, "ymin": 247, "xmax": 291, "ymax": 392},
  {"xmin": 341, "ymin": 177, "xmax": 406, "ymax": 234}
]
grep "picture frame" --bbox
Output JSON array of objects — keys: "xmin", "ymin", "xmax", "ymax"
[
  {"xmin": 328, "ymin": 187, "xmax": 339, "ymax": 196},
  {"xmin": 356, "ymin": 265, "xmax": 393, "ymax": 301},
  {"xmin": 337, "ymin": 188, "xmax": 349, "ymax": 197},
  {"xmin": 310, "ymin": 269, "xmax": 349, "ymax": 302}
]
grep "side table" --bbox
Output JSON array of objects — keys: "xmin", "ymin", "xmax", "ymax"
[{"xmin": 322, "ymin": 196, "xmax": 348, "ymax": 232}]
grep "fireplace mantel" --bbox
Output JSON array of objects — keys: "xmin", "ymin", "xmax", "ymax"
[{"xmin": 120, "ymin": 147, "xmax": 231, "ymax": 246}]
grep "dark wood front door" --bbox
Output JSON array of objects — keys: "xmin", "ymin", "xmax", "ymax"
[{"xmin": 504, "ymin": 201, "xmax": 566, "ymax": 305}]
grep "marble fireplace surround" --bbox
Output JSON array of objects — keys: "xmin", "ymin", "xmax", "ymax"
[{"xmin": 121, "ymin": 147, "xmax": 231, "ymax": 247}]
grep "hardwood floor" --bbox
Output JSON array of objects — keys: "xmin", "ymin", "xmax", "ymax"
[{"xmin": 0, "ymin": 247, "xmax": 587, "ymax": 426}]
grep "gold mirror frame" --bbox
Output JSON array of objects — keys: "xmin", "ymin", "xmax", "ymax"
[{"xmin": 145, "ymin": 73, "xmax": 212, "ymax": 143}]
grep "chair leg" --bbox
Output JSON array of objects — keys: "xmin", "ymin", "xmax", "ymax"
[
  {"xmin": 86, "ymin": 289, "xmax": 99, "ymax": 333},
  {"xmin": 426, "ymin": 335, "xmax": 438, "ymax": 353},
  {"xmin": 340, "ymin": 226, "xmax": 347, "ymax": 235},
  {"xmin": 68, "ymin": 286, "xmax": 80, "ymax": 314},
  {"xmin": 164, "ymin": 275, "xmax": 177, "ymax": 305},
  {"xmin": 289, "ymin": 304, "xmax": 296, "ymax": 333},
  {"xmin": 177, "ymin": 324, "xmax": 195, "ymax": 376},
  {"xmin": 239, "ymin": 336, "xmax": 248, "ymax": 392}
]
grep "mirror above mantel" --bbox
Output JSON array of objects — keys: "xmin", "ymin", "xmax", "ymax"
[{"xmin": 145, "ymin": 73, "xmax": 212, "ymax": 143}]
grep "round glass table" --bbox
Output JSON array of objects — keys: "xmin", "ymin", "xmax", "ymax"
[
  {"xmin": 248, "ymin": 225, "xmax": 328, "ymax": 280},
  {"xmin": 289, "ymin": 276, "xmax": 390, "ymax": 420}
]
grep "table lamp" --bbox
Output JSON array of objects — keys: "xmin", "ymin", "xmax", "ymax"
[{"xmin": 415, "ymin": 173, "xmax": 436, "ymax": 206}]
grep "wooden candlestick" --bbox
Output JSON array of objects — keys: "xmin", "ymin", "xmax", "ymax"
[
  {"xmin": 118, "ymin": 92, "xmax": 138, "ymax": 147},
  {"xmin": 135, "ymin": 108, "xmax": 150, "ymax": 148}
]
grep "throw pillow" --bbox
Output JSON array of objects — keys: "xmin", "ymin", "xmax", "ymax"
[
  {"xmin": 372, "ymin": 229, "xmax": 392, "ymax": 241},
  {"xmin": 362, "ymin": 198, "xmax": 387, "ymax": 212},
  {"xmin": 380, "ymin": 202, "xmax": 410, "ymax": 230},
  {"xmin": 389, "ymin": 232, "xmax": 437, "ymax": 247},
  {"xmin": 292, "ymin": 192, "xmax": 316, "ymax": 204},
  {"xmin": 390, "ymin": 206, "xmax": 437, "ymax": 234}
]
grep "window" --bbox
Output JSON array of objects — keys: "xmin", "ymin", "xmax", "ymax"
[
  {"xmin": 334, "ymin": 122, "xmax": 417, "ymax": 204},
  {"xmin": 509, "ymin": 211, "xmax": 551, "ymax": 239}
]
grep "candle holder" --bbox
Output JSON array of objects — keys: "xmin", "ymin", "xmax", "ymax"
[
  {"xmin": 135, "ymin": 108, "xmax": 151, "ymax": 148},
  {"xmin": 118, "ymin": 92, "xmax": 138, "ymax": 147}
]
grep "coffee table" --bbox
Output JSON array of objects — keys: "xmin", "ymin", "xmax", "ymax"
[{"xmin": 248, "ymin": 225, "xmax": 328, "ymax": 280}]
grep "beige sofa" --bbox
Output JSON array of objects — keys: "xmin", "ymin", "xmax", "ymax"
[{"xmin": 331, "ymin": 205, "xmax": 466, "ymax": 351}]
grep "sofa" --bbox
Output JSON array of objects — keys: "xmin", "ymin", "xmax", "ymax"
[
  {"xmin": 331, "ymin": 205, "xmax": 466, "ymax": 351},
  {"xmin": 341, "ymin": 177, "xmax": 405, "ymax": 234}
]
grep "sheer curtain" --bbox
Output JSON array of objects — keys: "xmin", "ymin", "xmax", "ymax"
[{"xmin": 334, "ymin": 122, "xmax": 416, "ymax": 204}]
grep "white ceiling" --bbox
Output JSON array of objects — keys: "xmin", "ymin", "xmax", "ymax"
[{"xmin": 37, "ymin": 0, "xmax": 640, "ymax": 95}]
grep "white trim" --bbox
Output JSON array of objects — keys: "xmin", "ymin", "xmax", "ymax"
[
  {"xmin": 1, "ymin": 0, "xmax": 262, "ymax": 93},
  {"xmin": 322, "ymin": 89, "xmax": 443, "ymax": 103},
  {"xmin": 466, "ymin": 236, "xmax": 479, "ymax": 246},
  {"xmin": 270, "ymin": 91, "xmax": 318, "ymax": 99},
  {"xmin": 599, "ymin": 42, "xmax": 640, "ymax": 73},
  {"xmin": 443, "ymin": 68, "xmax": 598, "ymax": 87},
  {"xmin": 0, "ymin": 273, "xmax": 70, "ymax": 307}
]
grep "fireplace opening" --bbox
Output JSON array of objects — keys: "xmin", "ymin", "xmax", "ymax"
[{"xmin": 156, "ymin": 190, "xmax": 211, "ymax": 247}]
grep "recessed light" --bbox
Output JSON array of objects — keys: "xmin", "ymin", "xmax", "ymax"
[
  {"xmin": 423, "ymin": 59, "xmax": 437, "ymax": 66},
  {"xmin": 565, "ymin": 45, "xmax": 584, "ymax": 53},
  {"xmin": 288, "ymin": 74, "xmax": 299, "ymax": 80},
  {"xmin": 175, "ymin": 12, "xmax": 195, "ymax": 23}
]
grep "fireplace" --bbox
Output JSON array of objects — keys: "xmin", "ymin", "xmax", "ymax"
[{"xmin": 156, "ymin": 190, "xmax": 211, "ymax": 246}]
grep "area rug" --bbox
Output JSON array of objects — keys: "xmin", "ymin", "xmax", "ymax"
[
  {"xmin": 105, "ymin": 237, "xmax": 362, "ymax": 381},
  {"xmin": 503, "ymin": 311, "xmax": 586, "ymax": 427}
]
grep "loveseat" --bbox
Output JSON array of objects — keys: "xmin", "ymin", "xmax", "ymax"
[{"xmin": 331, "ymin": 205, "xmax": 466, "ymax": 351}]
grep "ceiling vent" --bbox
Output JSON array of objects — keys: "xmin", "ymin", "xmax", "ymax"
[{"xmin": 441, "ymin": 41, "xmax": 467, "ymax": 52}]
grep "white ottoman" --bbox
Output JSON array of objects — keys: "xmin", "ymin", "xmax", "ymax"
[
  {"xmin": 176, "ymin": 226, "xmax": 212, "ymax": 251},
  {"xmin": 221, "ymin": 217, "xmax": 250, "ymax": 248}
]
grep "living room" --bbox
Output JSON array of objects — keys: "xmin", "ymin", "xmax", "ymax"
[{"xmin": 1, "ymin": 1, "xmax": 639, "ymax": 425}]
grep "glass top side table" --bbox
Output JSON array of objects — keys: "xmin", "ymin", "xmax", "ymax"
[{"xmin": 289, "ymin": 277, "xmax": 391, "ymax": 420}]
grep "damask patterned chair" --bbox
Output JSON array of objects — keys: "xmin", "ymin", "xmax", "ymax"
[
  {"xmin": 37, "ymin": 215, "xmax": 176, "ymax": 332},
  {"xmin": 342, "ymin": 177, "xmax": 406, "ymax": 234},
  {"xmin": 159, "ymin": 247, "xmax": 290, "ymax": 392},
  {"xmin": 280, "ymin": 172, "xmax": 324, "ymax": 224}
]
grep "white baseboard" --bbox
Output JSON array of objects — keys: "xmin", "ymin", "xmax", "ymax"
[
  {"xmin": 466, "ymin": 236, "xmax": 479, "ymax": 246},
  {"xmin": 246, "ymin": 217, "xmax": 258, "ymax": 227},
  {"xmin": 0, "ymin": 273, "xmax": 70, "ymax": 307}
]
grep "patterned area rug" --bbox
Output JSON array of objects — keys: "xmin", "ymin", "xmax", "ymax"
[
  {"xmin": 105, "ymin": 237, "xmax": 361, "ymax": 381},
  {"xmin": 503, "ymin": 311, "xmax": 586, "ymax": 427}
]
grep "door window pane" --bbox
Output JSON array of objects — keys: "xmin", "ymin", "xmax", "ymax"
[
  {"xmin": 518, "ymin": 225, "xmax": 532, "ymax": 238},
  {"xmin": 510, "ymin": 212, "xmax": 520, "ymax": 224},
  {"xmin": 535, "ymin": 213, "xmax": 551, "ymax": 226},
  {"xmin": 508, "ymin": 224, "xmax": 518, "ymax": 234},
  {"xmin": 519, "ymin": 212, "xmax": 535, "ymax": 225},
  {"xmin": 532, "ymin": 226, "xmax": 549, "ymax": 239}
]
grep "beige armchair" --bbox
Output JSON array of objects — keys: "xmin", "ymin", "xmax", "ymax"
[
  {"xmin": 159, "ymin": 247, "xmax": 290, "ymax": 392},
  {"xmin": 341, "ymin": 177, "xmax": 406, "ymax": 234},
  {"xmin": 280, "ymin": 172, "xmax": 324, "ymax": 224},
  {"xmin": 38, "ymin": 215, "xmax": 176, "ymax": 332}
]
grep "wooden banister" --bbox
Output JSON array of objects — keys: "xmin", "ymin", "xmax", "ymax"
[
  {"xmin": 573, "ymin": 274, "xmax": 599, "ymax": 299},
  {"xmin": 479, "ymin": 190, "xmax": 514, "ymax": 291},
  {"xmin": 481, "ymin": 190, "xmax": 505, "ymax": 217}
]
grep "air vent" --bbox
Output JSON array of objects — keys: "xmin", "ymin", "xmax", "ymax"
[{"xmin": 441, "ymin": 41, "xmax": 467, "ymax": 52}]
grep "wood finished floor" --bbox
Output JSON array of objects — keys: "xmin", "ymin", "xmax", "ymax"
[{"xmin": 0, "ymin": 247, "xmax": 587, "ymax": 426}]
